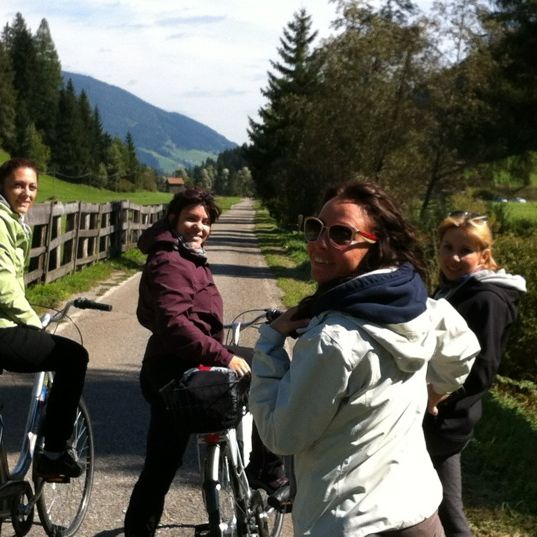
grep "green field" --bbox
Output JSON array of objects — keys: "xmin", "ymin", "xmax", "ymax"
[
  {"xmin": 505, "ymin": 200, "xmax": 537, "ymax": 222},
  {"xmin": 36, "ymin": 173, "xmax": 173, "ymax": 204},
  {"xmin": 0, "ymin": 150, "xmax": 241, "ymax": 207}
]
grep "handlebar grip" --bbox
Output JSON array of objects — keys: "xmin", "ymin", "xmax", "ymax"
[
  {"xmin": 74, "ymin": 297, "xmax": 113, "ymax": 311},
  {"xmin": 265, "ymin": 308, "xmax": 283, "ymax": 322}
]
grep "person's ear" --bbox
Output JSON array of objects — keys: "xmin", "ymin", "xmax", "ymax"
[{"xmin": 480, "ymin": 248, "xmax": 491, "ymax": 268}]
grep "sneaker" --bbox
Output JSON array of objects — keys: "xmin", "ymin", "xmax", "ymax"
[
  {"xmin": 36, "ymin": 449, "xmax": 83, "ymax": 481},
  {"xmin": 267, "ymin": 484, "xmax": 293, "ymax": 513}
]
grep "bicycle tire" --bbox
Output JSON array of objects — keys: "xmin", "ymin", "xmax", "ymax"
[
  {"xmin": 250, "ymin": 489, "xmax": 284, "ymax": 537},
  {"xmin": 34, "ymin": 398, "xmax": 95, "ymax": 537},
  {"xmin": 204, "ymin": 443, "xmax": 249, "ymax": 537},
  {"xmin": 10, "ymin": 481, "xmax": 34, "ymax": 537}
]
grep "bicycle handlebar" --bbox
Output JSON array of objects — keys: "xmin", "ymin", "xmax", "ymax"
[
  {"xmin": 41, "ymin": 296, "xmax": 113, "ymax": 328},
  {"xmin": 265, "ymin": 308, "xmax": 282, "ymax": 323},
  {"xmin": 73, "ymin": 297, "xmax": 113, "ymax": 312}
]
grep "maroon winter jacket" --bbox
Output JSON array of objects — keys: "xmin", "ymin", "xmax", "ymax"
[{"xmin": 137, "ymin": 220, "xmax": 233, "ymax": 391}]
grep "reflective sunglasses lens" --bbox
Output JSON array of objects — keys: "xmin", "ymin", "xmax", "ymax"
[
  {"xmin": 329, "ymin": 225, "xmax": 354, "ymax": 245},
  {"xmin": 448, "ymin": 210, "xmax": 488, "ymax": 224},
  {"xmin": 304, "ymin": 218, "xmax": 322, "ymax": 242}
]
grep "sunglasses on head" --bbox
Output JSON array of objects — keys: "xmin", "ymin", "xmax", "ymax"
[
  {"xmin": 303, "ymin": 216, "xmax": 378, "ymax": 249},
  {"xmin": 448, "ymin": 211, "xmax": 488, "ymax": 223}
]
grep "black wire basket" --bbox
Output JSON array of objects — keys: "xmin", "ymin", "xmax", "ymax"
[{"xmin": 159, "ymin": 367, "xmax": 250, "ymax": 433}]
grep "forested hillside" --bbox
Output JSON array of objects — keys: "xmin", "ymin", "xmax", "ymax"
[
  {"xmin": 0, "ymin": 13, "xmax": 160, "ymax": 191},
  {"xmin": 64, "ymin": 71, "xmax": 236, "ymax": 173}
]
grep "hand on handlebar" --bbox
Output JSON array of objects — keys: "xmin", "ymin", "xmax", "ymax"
[
  {"xmin": 270, "ymin": 306, "xmax": 310, "ymax": 338},
  {"xmin": 228, "ymin": 356, "xmax": 251, "ymax": 378}
]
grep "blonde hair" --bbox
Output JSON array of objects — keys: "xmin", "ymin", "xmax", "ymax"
[{"xmin": 437, "ymin": 214, "xmax": 498, "ymax": 271}]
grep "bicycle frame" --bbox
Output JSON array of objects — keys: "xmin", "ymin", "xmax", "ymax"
[
  {"xmin": 193, "ymin": 308, "xmax": 285, "ymax": 537},
  {"xmin": 0, "ymin": 370, "xmax": 48, "ymax": 524},
  {"xmin": 0, "ymin": 296, "xmax": 111, "ymax": 536},
  {"xmin": 4, "ymin": 372, "xmax": 49, "ymax": 482},
  {"xmin": 199, "ymin": 426, "xmax": 251, "ymax": 494}
]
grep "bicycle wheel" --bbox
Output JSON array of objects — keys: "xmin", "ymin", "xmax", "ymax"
[
  {"xmin": 35, "ymin": 398, "xmax": 94, "ymax": 537},
  {"xmin": 250, "ymin": 490, "xmax": 284, "ymax": 537},
  {"xmin": 204, "ymin": 443, "xmax": 248, "ymax": 537}
]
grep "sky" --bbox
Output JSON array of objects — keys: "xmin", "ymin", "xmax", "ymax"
[{"xmin": 1, "ymin": 1, "xmax": 432, "ymax": 146}]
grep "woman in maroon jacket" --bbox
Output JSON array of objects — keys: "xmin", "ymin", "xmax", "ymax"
[{"xmin": 124, "ymin": 188, "xmax": 251, "ymax": 537}]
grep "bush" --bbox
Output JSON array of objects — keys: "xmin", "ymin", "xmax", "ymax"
[{"xmin": 494, "ymin": 232, "xmax": 537, "ymax": 380}]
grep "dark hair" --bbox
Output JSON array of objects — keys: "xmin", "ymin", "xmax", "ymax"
[
  {"xmin": 323, "ymin": 180, "xmax": 426, "ymax": 278},
  {"xmin": 294, "ymin": 180, "xmax": 426, "ymax": 320},
  {"xmin": 0, "ymin": 158, "xmax": 39, "ymax": 187},
  {"xmin": 167, "ymin": 187, "xmax": 221, "ymax": 226}
]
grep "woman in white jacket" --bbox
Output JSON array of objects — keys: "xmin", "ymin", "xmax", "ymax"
[{"xmin": 249, "ymin": 181, "xmax": 480, "ymax": 537}]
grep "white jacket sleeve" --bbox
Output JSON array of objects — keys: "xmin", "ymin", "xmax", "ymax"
[
  {"xmin": 250, "ymin": 321, "xmax": 356, "ymax": 455},
  {"xmin": 426, "ymin": 298, "xmax": 480, "ymax": 394}
]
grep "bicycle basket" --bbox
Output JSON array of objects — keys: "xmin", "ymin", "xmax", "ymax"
[{"xmin": 159, "ymin": 367, "xmax": 249, "ymax": 433}]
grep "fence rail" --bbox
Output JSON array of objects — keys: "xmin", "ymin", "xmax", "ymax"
[{"xmin": 25, "ymin": 200, "xmax": 166, "ymax": 286}]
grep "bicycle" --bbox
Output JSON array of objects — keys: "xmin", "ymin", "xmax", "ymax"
[
  {"xmin": 160, "ymin": 308, "xmax": 286, "ymax": 537},
  {"xmin": 0, "ymin": 297, "xmax": 112, "ymax": 537}
]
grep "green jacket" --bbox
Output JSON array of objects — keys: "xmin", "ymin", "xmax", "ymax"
[{"xmin": 0, "ymin": 198, "xmax": 41, "ymax": 328}]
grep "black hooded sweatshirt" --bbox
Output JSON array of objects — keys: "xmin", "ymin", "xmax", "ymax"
[{"xmin": 423, "ymin": 270, "xmax": 525, "ymax": 454}]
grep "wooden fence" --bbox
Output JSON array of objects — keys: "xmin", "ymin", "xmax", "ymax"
[{"xmin": 25, "ymin": 200, "xmax": 166, "ymax": 286}]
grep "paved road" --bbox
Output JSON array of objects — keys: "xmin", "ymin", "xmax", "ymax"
[{"xmin": 0, "ymin": 199, "xmax": 294, "ymax": 536}]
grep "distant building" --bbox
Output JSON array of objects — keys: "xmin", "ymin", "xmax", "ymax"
[{"xmin": 166, "ymin": 176, "xmax": 185, "ymax": 194}]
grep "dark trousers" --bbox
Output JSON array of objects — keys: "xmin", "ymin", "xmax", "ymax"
[
  {"xmin": 0, "ymin": 325, "xmax": 88, "ymax": 451},
  {"xmin": 432, "ymin": 452, "xmax": 472, "ymax": 537},
  {"xmin": 248, "ymin": 421, "xmax": 286, "ymax": 480},
  {"xmin": 124, "ymin": 400, "xmax": 189, "ymax": 537},
  {"xmin": 125, "ymin": 364, "xmax": 286, "ymax": 537}
]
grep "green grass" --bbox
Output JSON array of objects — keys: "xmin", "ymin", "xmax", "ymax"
[
  {"xmin": 464, "ymin": 377, "xmax": 537, "ymax": 536},
  {"xmin": 36, "ymin": 173, "xmax": 173, "ymax": 204},
  {"xmin": 37, "ymin": 173, "xmax": 240, "ymax": 207},
  {"xmin": 0, "ymin": 149, "xmax": 233, "ymax": 206},
  {"xmin": 255, "ymin": 206, "xmax": 315, "ymax": 307},
  {"xmin": 139, "ymin": 146, "xmax": 216, "ymax": 173},
  {"xmin": 27, "ymin": 248, "xmax": 145, "ymax": 314},
  {"xmin": 506, "ymin": 201, "xmax": 537, "ymax": 223}
]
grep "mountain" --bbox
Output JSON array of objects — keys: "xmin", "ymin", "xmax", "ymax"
[{"xmin": 63, "ymin": 71, "xmax": 236, "ymax": 173}]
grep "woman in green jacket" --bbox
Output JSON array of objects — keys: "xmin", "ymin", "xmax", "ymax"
[{"xmin": 0, "ymin": 158, "xmax": 89, "ymax": 481}]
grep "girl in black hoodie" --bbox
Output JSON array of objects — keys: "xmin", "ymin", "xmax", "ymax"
[{"xmin": 423, "ymin": 212, "xmax": 526, "ymax": 537}]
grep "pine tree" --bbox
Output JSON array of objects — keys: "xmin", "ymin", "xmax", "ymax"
[
  {"xmin": 52, "ymin": 79, "xmax": 85, "ymax": 179},
  {"xmin": 77, "ymin": 90, "xmax": 95, "ymax": 176},
  {"xmin": 3, "ymin": 13, "xmax": 39, "ymax": 156},
  {"xmin": 482, "ymin": 0, "xmax": 537, "ymax": 155},
  {"xmin": 124, "ymin": 132, "xmax": 139, "ymax": 186},
  {"xmin": 4, "ymin": 14, "xmax": 38, "ymax": 118},
  {"xmin": 24, "ymin": 122, "xmax": 51, "ymax": 169},
  {"xmin": 247, "ymin": 8, "xmax": 319, "ymax": 224},
  {"xmin": 33, "ymin": 19, "xmax": 62, "ymax": 146},
  {"xmin": 0, "ymin": 41, "xmax": 17, "ymax": 151}
]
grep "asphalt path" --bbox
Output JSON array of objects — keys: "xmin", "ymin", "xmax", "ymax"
[{"xmin": 0, "ymin": 199, "xmax": 294, "ymax": 536}]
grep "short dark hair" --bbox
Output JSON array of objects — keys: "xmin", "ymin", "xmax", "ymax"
[
  {"xmin": 323, "ymin": 180, "xmax": 426, "ymax": 278},
  {"xmin": 167, "ymin": 187, "xmax": 221, "ymax": 225},
  {"xmin": 0, "ymin": 158, "xmax": 39, "ymax": 186}
]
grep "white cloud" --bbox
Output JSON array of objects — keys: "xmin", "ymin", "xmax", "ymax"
[{"xmin": 1, "ymin": 1, "xmax": 432, "ymax": 145}]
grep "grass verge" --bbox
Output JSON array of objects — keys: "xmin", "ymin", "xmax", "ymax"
[
  {"xmin": 255, "ymin": 206, "xmax": 537, "ymax": 536},
  {"xmin": 464, "ymin": 377, "xmax": 537, "ymax": 535},
  {"xmin": 255, "ymin": 206, "xmax": 315, "ymax": 306},
  {"xmin": 27, "ymin": 249, "xmax": 145, "ymax": 314}
]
